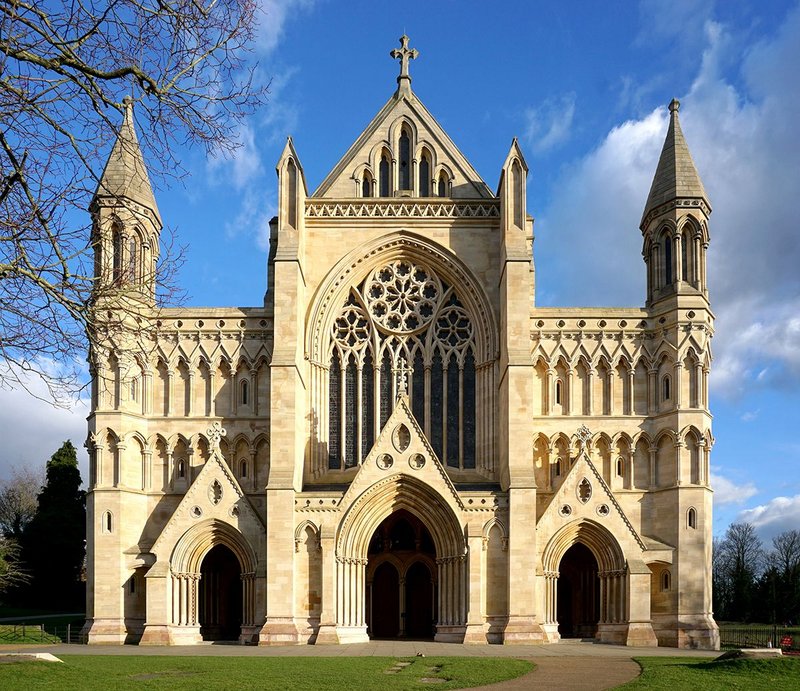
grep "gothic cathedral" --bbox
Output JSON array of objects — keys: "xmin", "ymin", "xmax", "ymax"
[{"xmin": 84, "ymin": 38, "xmax": 719, "ymax": 649}]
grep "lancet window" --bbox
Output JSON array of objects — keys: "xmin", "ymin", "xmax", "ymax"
[{"xmin": 327, "ymin": 259, "xmax": 476, "ymax": 470}]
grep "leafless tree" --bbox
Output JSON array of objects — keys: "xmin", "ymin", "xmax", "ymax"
[
  {"xmin": 0, "ymin": 466, "xmax": 41, "ymax": 539},
  {"xmin": 0, "ymin": 0, "xmax": 265, "ymax": 401}
]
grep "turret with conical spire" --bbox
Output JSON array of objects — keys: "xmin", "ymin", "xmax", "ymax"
[
  {"xmin": 640, "ymin": 99, "xmax": 711, "ymax": 306},
  {"xmin": 91, "ymin": 97, "xmax": 162, "ymax": 302}
]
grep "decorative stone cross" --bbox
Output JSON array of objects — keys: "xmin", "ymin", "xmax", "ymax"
[
  {"xmin": 576, "ymin": 425, "xmax": 592, "ymax": 454},
  {"xmin": 390, "ymin": 35, "xmax": 418, "ymax": 85},
  {"xmin": 394, "ymin": 356, "xmax": 412, "ymax": 399},
  {"xmin": 207, "ymin": 421, "xmax": 227, "ymax": 451}
]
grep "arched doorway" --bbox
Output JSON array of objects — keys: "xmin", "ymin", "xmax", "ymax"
[
  {"xmin": 366, "ymin": 510, "xmax": 436, "ymax": 639},
  {"xmin": 557, "ymin": 543, "xmax": 600, "ymax": 639},
  {"xmin": 199, "ymin": 544, "xmax": 242, "ymax": 641}
]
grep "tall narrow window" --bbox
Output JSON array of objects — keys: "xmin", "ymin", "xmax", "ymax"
[
  {"xmin": 379, "ymin": 154, "xmax": 390, "ymax": 197},
  {"xmin": 128, "ymin": 237, "xmax": 137, "ymax": 283},
  {"xmin": 380, "ymin": 350, "xmax": 392, "ymax": 429},
  {"xmin": 463, "ymin": 351, "xmax": 476, "ymax": 469},
  {"xmin": 287, "ymin": 159, "xmax": 298, "ymax": 229},
  {"xmin": 446, "ymin": 353, "xmax": 459, "ymax": 467},
  {"xmin": 662, "ymin": 375, "xmax": 671, "ymax": 401},
  {"xmin": 616, "ymin": 457, "xmax": 624, "ymax": 477},
  {"xmin": 412, "ymin": 350, "xmax": 425, "ymax": 427},
  {"xmin": 664, "ymin": 234, "xmax": 673, "ymax": 285},
  {"xmin": 344, "ymin": 359, "xmax": 357, "ymax": 467},
  {"xmin": 102, "ymin": 511, "xmax": 113, "ymax": 534},
  {"xmin": 555, "ymin": 380, "xmax": 563, "ymax": 405},
  {"xmin": 687, "ymin": 507, "xmax": 697, "ymax": 529},
  {"xmin": 419, "ymin": 152, "xmax": 430, "ymax": 195},
  {"xmin": 361, "ymin": 351, "xmax": 374, "ymax": 461},
  {"xmin": 177, "ymin": 460, "xmax": 186, "ymax": 478},
  {"xmin": 430, "ymin": 351, "xmax": 444, "ymax": 460},
  {"xmin": 362, "ymin": 174, "xmax": 371, "ymax": 198},
  {"xmin": 661, "ymin": 570, "xmax": 671, "ymax": 591},
  {"xmin": 328, "ymin": 351, "xmax": 341, "ymax": 469},
  {"xmin": 437, "ymin": 172, "xmax": 447, "ymax": 197},
  {"xmin": 240, "ymin": 379, "xmax": 249, "ymax": 405},
  {"xmin": 130, "ymin": 378, "xmax": 138, "ymax": 402},
  {"xmin": 399, "ymin": 129, "xmax": 411, "ymax": 190},
  {"xmin": 112, "ymin": 227, "xmax": 123, "ymax": 284},
  {"xmin": 240, "ymin": 459, "xmax": 248, "ymax": 478}
]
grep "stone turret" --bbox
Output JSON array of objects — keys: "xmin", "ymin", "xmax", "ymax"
[
  {"xmin": 91, "ymin": 97, "xmax": 161, "ymax": 302},
  {"xmin": 641, "ymin": 99, "xmax": 711, "ymax": 307}
]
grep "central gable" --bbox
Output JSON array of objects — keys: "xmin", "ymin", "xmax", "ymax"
[{"xmin": 313, "ymin": 90, "xmax": 493, "ymax": 200}]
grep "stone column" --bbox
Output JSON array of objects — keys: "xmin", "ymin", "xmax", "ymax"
[
  {"xmin": 463, "ymin": 526, "xmax": 487, "ymax": 643},
  {"xmin": 627, "ymin": 367, "xmax": 635, "ymax": 416},
  {"xmin": 673, "ymin": 361, "xmax": 683, "ymax": 409}
]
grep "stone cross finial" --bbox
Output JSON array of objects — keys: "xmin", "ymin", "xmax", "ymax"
[
  {"xmin": 390, "ymin": 35, "xmax": 418, "ymax": 89},
  {"xmin": 207, "ymin": 421, "xmax": 227, "ymax": 451},
  {"xmin": 576, "ymin": 425, "xmax": 592, "ymax": 454},
  {"xmin": 394, "ymin": 356, "xmax": 412, "ymax": 399}
]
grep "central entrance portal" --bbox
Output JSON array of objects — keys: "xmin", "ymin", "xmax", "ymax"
[
  {"xmin": 557, "ymin": 543, "xmax": 600, "ymax": 639},
  {"xmin": 366, "ymin": 510, "xmax": 436, "ymax": 639},
  {"xmin": 199, "ymin": 544, "xmax": 242, "ymax": 641}
]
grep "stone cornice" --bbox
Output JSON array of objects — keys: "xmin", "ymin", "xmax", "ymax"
[{"xmin": 305, "ymin": 199, "xmax": 499, "ymax": 220}]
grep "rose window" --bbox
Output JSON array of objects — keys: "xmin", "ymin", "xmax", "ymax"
[
  {"xmin": 364, "ymin": 260, "xmax": 441, "ymax": 334},
  {"xmin": 436, "ymin": 302, "xmax": 473, "ymax": 348}
]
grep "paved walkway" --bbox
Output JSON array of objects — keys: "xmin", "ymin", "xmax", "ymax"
[{"xmin": 0, "ymin": 639, "xmax": 717, "ymax": 689}]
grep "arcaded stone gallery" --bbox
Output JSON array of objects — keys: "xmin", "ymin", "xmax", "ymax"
[{"xmin": 83, "ymin": 37, "xmax": 719, "ymax": 648}]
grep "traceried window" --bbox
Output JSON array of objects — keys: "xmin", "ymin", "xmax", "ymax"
[{"xmin": 328, "ymin": 259, "xmax": 476, "ymax": 470}]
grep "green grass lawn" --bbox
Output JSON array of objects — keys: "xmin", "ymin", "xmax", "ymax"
[
  {"xmin": 0, "ymin": 655, "xmax": 533, "ymax": 690},
  {"xmin": 622, "ymin": 656, "xmax": 800, "ymax": 690},
  {"xmin": 0, "ymin": 625, "xmax": 61, "ymax": 644}
]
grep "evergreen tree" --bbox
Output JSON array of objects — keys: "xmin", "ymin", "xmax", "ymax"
[{"xmin": 20, "ymin": 441, "xmax": 86, "ymax": 610}]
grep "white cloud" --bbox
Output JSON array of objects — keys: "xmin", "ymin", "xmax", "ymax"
[
  {"xmin": 711, "ymin": 470, "xmax": 758, "ymax": 506},
  {"xmin": 225, "ymin": 188, "xmax": 275, "ymax": 251},
  {"xmin": 740, "ymin": 409, "xmax": 759, "ymax": 422},
  {"xmin": 207, "ymin": 123, "xmax": 263, "ymax": 191},
  {"xmin": 524, "ymin": 93, "xmax": 576, "ymax": 154},
  {"xmin": 737, "ymin": 494, "xmax": 800, "ymax": 541},
  {"xmin": 257, "ymin": 0, "xmax": 315, "ymax": 55},
  {"xmin": 0, "ymin": 373, "xmax": 89, "ymax": 485},
  {"xmin": 537, "ymin": 8, "xmax": 800, "ymax": 398}
]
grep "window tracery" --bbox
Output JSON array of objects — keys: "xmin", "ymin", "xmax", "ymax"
[{"xmin": 328, "ymin": 259, "xmax": 476, "ymax": 470}]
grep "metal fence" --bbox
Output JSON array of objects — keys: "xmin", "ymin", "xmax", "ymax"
[
  {"xmin": 0, "ymin": 623, "xmax": 87, "ymax": 644},
  {"xmin": 719, "ymin": 624, "xmax": 799, "ymax": 652}
]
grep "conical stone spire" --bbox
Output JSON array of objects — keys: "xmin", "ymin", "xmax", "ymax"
[
  {"xmin": 640, "ymin": 99, "xmax": 708, "ymax": 229},
  {"xmin": 94, "ymin": 97, "xmax": 161, "ymax": 224}
]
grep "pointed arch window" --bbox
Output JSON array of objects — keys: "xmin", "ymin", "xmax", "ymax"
[
  {"xmin": 616, "ymin": 456, "xmax": 624, "ymax": 477},
  {"xmin": 419, "ymin": 151, "xmax": 430, "ymax": 195},
  {"xmin": 102, "ymin": 511, "xmax": 113, "ymax": 534},
  {"xmin": 379, "ymin": 153, "xmax": 390, "ymax": 197},
  {"xmin": 326, "ymin": 261, "xmax": 477, "ymax": 471},
  {"xmin": 399, "ymin": 128, "xmax": 411, "ymax": 191},
  {"xmin": 662, "ymin": 375, "xmax": 671, "ymax": 402},
  {"xmin": 240, "ymin": 379, "xmax": 249, "ymax": 406},
  {"xmin": 240, "ymin": 459, "xmax": 248, "ymax": 478},
  {"xmin": 437, "ymin": 172, "xmax": 447, "ymax": 197},
  {"xmin": 362, "ymin": 173, "xmax": 372, "ymax": 198},
  {"xmin": 687, "ymin": 507, "xmax": 697, "ymax": 529},
  {"xmin": 128, "ymin": 236, "xmax": 138, "ymax": 283},
  {"xmin": 663, "ymin": 233, "xmax": 673, "ymax": 286},
  {"xmin": 130, "ymin": 377, "xmax": 138, "ymax": 402},
  {"xmin": 555, "ymin": 380, "xmax": 563, "ymax": 406},
  {"xmin": 177, "ymin": 459, "xmax": 186, "ymax": 479},
  {"xmin": 112, "ymin": 225, "xmax": 123, "ymax": 284},
  {"xmin": 661, "ymin": 570, "xmax": 671, "ymax": 591}
]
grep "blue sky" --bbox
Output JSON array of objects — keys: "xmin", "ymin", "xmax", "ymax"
[{"xmin": 2, "ymin": 0, "xmax": 798, "ymax": 542}]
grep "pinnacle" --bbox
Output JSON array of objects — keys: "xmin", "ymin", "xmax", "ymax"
[
  {"xmin": 640, "ymin": 99, "xmax": 708, "ymax": 228},
  {"xmin": 94, "ymin": 98, "xmax": 161, "ymax": 225}
]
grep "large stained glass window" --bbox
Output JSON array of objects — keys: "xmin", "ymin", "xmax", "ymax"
[{"xmin": 328, "ymin": 259, "xmax": 476, "ymax": 469}]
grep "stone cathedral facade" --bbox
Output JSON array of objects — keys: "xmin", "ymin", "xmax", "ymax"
[{"xmin": 83, "ymin": 38, "xmax": 719, "ymax": 649}]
